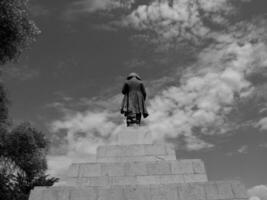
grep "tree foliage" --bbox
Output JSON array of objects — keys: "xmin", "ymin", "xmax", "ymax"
[
  {"xmin": 0, "ymin": 123, "xmax": 59, "ymax": 200},
  {"xmin": 0, "ymin": 82, "xmax": 9, "ymax": 126},
  {"xmin": 0, "ymin": 1, "xmax": 58, "ymax": 199},
  {"xmin": 0, "ymin": 0, "xmax": 40, "ymax": 64},
  {"xmin": 6, "ymin": 123, "xmax": 48, "ymax": 177}
]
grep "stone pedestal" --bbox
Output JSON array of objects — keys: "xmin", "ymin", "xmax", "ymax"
[{"xmin": 29, "ymin": 132, "xmax": 248, "ymax": 200}]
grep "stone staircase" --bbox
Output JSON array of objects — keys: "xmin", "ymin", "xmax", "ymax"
[{"xmin": 29, "ymin": 131, "xmax": 248, "ymax": 200}]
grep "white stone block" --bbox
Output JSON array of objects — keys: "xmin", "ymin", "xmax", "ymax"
[
  {"xmin": 147, "ymin": 162, "xmax": 171, "ymax": 175},
  {"xmin": 123, "ymin": 186, "xmax": 151, "ymax": 200},
  {"xmin": 231, "ymin": 181, "xmax": 248, "ymax": 199},
  {"xmin": 144, "ymin": 144, "xmax": 166, "ymax": 155},
  {"xmin": 171, "ymin": 160, "xmax": 194, "ymax": 174},
  {"xmin": 137, "ymin": 175, "xmax": 160, "ymax": 185},
  {"xmin": 192, "ymin": 160, "xmax": 206, "ymax": 174},
  {"xmin": 159, "ymin": 175, "xmax": 184, "ymax": 184},
  {"xmin": 102, "ymin": 146, "xmax": 122, "ymax": 157},
  {"xmin": 124, "ymin": 144, "xmax": 145, "ymax": 156},
  {"xmin": 97, "ymin": 146, "xmax": 107, "ymax": 157},
  {"xmin": 184, "ymin": 174, "xmax": 208, "ymax": 183},
  {"xmin": 97, "ymin": 144, "xmax": 175, "ymax": 158},
  {"xmin": 75, "ymin": 178, "xmax": 89, "ymax": 185},
  {"xmin": 87, "ymin": 177, "xmax": 109, "ymax": 187},
  {"xmin": 117, "ymin": 130, "xmax": 153, "ymax": 145},
  {"xmin": 98, "ymin": 145, "xmax": 147, "ymax": 157},
  {"xmin": 79, "ymin": 163, "xmax": 101, "ymax": 177},
  {"xmin": 87, "ymin": 155, "xmax": 97, "ymax": 163},
  {"xmin": 61, "ymin": 177, "xmax": 80, "ymax": 186},
  {"xmin": 205, "ymin": 182, "xmax": 220, "ymax": 200},
  {"xmin": 147, "ymin": 155, "xmax": 176, "ymax": 161},
  {"xmin": 204, "ymin": 181, "xmax": 246, "ymax": 200},
  {"xmin": 110, "ymin": 176, "xmax": 138, "ymax": 186},
  {"xmin": 67, "ymin": 163, "xmax": 80, "ymax": 178},
  {"xmin": 41, "ymin": 189, "xmax": 56, "ymax": 200},
  {"xmin": 150, "ymin": 185, "xmax": 179, "ymax": 200},
  {"xmin": 98, "ymin": 188, "xmax": 124, "ymax": 200},
  {"xmin": 125, "ymin": 162, "xmax": 148, "ymax": 176},
  {"xmin": 29, "ymin": 188, "xmax": 44, "ymax": 200},
  {"xmin": 70, "ymin": 188, "xmax": 97, "ymax": 200},
  {"xmin": 137, "ymin": 175, "xmax": 184, "ymax": 185},
  {"xmin": 216, "ymin": 181, "xmax": 234, "ymax": 199},
  {"xmin": 97, "ymin": 154, "xmax": 176, "ymax": 163},
  {"xmin": 101, "ymin": 163, "xmax": 125, "ymax": 176},
  {"xmin": 42, "ymin": 188, "xmax": 70, "ymax": 200},
  {"xmin": 165, "ymin": 145, "xmax": 176, "ymax": 156},
  {"xmin": 178, "ymin": 183, "xmax": 206, "ymax": 200}
]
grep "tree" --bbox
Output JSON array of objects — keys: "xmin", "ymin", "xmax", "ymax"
[
  {"xmin": 0, "ymin": 0, "xmax": 40, "ymax": 65},
  {"xmin": 0, "ymin": 0, "xmax": 39, "ymax": 126},
  {"xmin": 0, "ymin": 0, "xmax": 39, "ymax": 147},
  {"xmin": 0, "ymin": 1, "xmax": 58, "ymax": 199},
  {"xmin": 6, "ymin": 123, "xmax": 48, "ymax": 177},
  {"xmin": 0, "ymin": 123, "xmax": 59, "ymax": 200},
  {"xmin": 0, "ymin": 82, "xmax": 9, "ymax": 155},
  {"xmin": 0, "ymin": 83, "xmax": 8, "ymax": 124}
]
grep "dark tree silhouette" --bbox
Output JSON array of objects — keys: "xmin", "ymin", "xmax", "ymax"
[
  {"xmin": 0, "ymin": 0, "xmax": 40, "ymax": 65},
  {"xmin": 0, "ymin": 123, "xmax": 59, "ymax": 200},
  {"xmin": 0, "ymin": 83, "xmax": 8, "ymax": 125},
  {"xmin": 0, "ymin": 1, "xmax": 58, "ymax": 200}
]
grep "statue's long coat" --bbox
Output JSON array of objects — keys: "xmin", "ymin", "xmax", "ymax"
[{"xmin": 121, "ymin": 77, "xmax": 148, "ymax": 117}]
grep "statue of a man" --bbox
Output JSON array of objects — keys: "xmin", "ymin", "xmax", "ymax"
[{"xmin": 120, "ymin": 72, "xmax": 149, "ymax": 126}]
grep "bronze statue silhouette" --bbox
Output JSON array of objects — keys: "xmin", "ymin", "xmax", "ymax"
[{"xmin": 120, "ymin": 72, "xmax": 149, "ymax": 126}]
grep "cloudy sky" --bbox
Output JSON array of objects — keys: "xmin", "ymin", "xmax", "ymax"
[{"xmin": 2, "ymin": 0, "xmax": 267, "ymax": 198}]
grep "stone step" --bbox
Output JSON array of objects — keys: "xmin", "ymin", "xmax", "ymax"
[
  {"xmin": 73, "ymin": 154, "xmax": 176, "ymax": 164},
  {"xmin": 67, "ymin": 160, "xmax": 206, "ymax": 178},
  {"xmin": 96, "ymin": 144, "xmax": 175, "ymax": 158},
  {"xmin": 117, "ymin": 129, "xmax": 153, "ymax": 145},
  {"xmin": 97, "ymin": 154, "xmax": 176, "ymax": 162},
  {"xmin": 64, "ymin": 173, "xmax": 207, "ymax": 187},
  {"xmin": 82, "ymin": 144, "xmax": 176, "ymax": 163},
  {"xmin": 29, "ymin": 180, "xmax": 248, "ymax": 200}
]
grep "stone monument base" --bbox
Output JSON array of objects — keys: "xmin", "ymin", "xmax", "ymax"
[
  {"xmin": 29, "ymin": 132, "xmax": 248, "ymax": 200},
  {"xmin": 30, "ymin": 181, "xmax": 248, "ymax": 200}
]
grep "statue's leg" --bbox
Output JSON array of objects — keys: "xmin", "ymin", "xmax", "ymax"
[
  {"xmin": 136, "ymin": 113, "xmax": 141, "ymax": 125},
  {"xmin": 127, "ymin": 114, "xmax": 134, "ymax": 127},
  {"xmin": 126, "ymin": 117, "xmax": 131, "ymax": 126}
]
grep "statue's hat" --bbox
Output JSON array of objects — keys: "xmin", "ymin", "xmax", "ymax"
[{"xmin": 127, "ymin": 72, "xmax": 141, "ymax": 80}]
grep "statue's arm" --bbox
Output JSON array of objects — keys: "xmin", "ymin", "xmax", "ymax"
[
  {"xmin": 141, "ymin": 83, "xmax": 147, "ymax": 100},
  {"xmin": 122, "ymin": 83, "xmax": 128, "ymax": 95}
]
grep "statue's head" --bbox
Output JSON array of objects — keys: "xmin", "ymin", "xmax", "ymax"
[{"xmin": 127, "ymin": 72, "xmax": 141, "ymax": 80}]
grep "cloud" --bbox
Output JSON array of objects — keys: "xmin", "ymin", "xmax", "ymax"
[
  {"xmin": 118, "ymin": 0, "xmax": 243, "ymax": 44},
  {"xmin": 255, "ymin": 117, "xmax": 267, "ymax": 131},
  {"xmin": 237, "ymin": 145, "xmax": 248, "ymax": 154},
  {"xmin": 250, "ymin": 197, "xmax": 261, "ymax": 200},
  {"xmin": 50, "ymin": 111, "xmax": 118, "ymax": 140},
  {"xmin": 146, "ymin": 41, "xmax": 267, "ymax": 145},
  {"xmin": 248, "ymin": 185, "xmax": 267, "ymax": 200},
  {"xmin": 63, "ymin": 0, "xmax": 135, "ymax": 20},
  {"xmin": 226, "ymin": 145, "xmax": 249, "ymax": 156},
  {"xmin": 46, "ymin": 93, "xmax": 123, "ymax": 113}
]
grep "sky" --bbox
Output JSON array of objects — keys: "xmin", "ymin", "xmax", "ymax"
[{"xmin": 2, "ymin": 0, "xmax": 267, "ymax": 198}]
